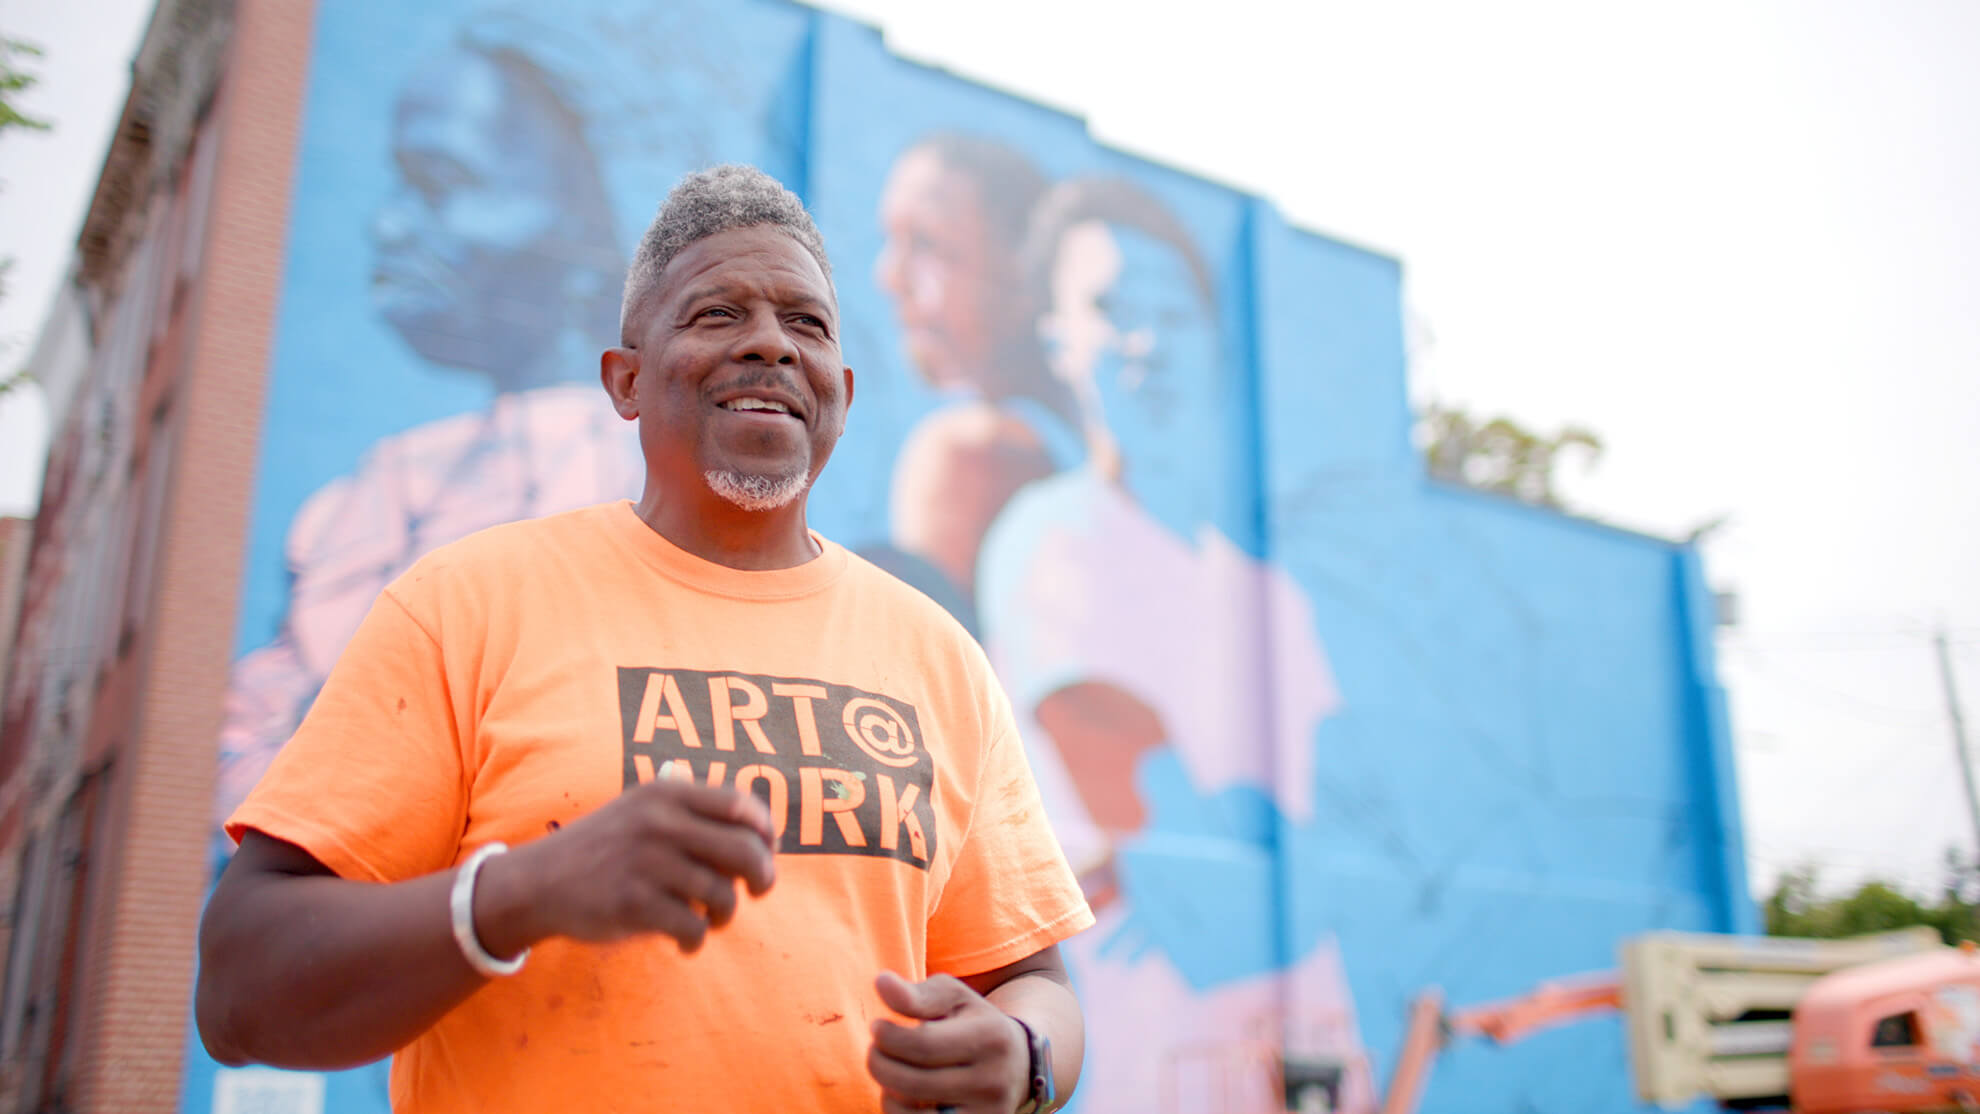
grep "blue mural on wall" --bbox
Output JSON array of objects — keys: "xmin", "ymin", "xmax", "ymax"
[{"xmin": 184, "ymin": 2, "xmax": 1751, "ymax": 1112}]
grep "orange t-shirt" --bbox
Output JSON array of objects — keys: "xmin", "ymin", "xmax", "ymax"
[{"xmin": 227, "ymin": 501, "xmax": 1094, "ymax": 1113}]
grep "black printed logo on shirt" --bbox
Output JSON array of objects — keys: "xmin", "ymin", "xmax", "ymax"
[{"xmin": 615, "ymin": 667, "xmax": 936, "ymax": 869}]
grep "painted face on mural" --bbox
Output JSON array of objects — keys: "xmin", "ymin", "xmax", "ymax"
[
  {"xmin": 1041, "ymin": 219, "xmax": 1218, "ymax": 501},
  {"xmin": 369, "ymin": 48, "xmax": 618, "ymax": 389},
  {"xmin": 616, "ymin": 226, "xmax": 853, "ymax": 510},
  {"xmin": 874, "ymin": 147, "xmax": 1018, "ymax": 392}
]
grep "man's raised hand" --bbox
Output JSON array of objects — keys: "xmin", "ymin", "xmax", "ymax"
[{"xmin": 476, "ymin": 778, "xmax": 777, "ymax": 957}]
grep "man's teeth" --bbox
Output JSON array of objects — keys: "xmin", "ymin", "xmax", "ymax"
[{"xmin": 722, "ymin": 398, "xmax": 792, "ymax": 414}]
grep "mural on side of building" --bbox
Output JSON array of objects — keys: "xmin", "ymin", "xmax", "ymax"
[{"xmin": 186, "ymin": 2, "xmax": 1746, "ymax": 1112}]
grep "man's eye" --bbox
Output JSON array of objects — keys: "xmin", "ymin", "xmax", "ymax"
[{"xmin": 698, "ymin": 307, "xmax": 735, "ymax": 319}]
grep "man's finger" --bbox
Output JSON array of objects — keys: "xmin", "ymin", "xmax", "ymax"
[
  {"xmin": 626, "ymin": 884, "xmax": 710, "ymax": 953},
  {"xmin": 869, "ymin": 1016, "xmax": 976, "ymax": 1069},
  {"xmin": 649, "ymin": 778, "xmax": 777, "ymax": 844},
  {"xmin": 666, "ymin": 812, "xmax": 778, "ymax": 896},
  {"xmin": 663, "ymin": 861, "xmax": 739, "ymax": 929},
  {"xmin": 866, "ymin": 1043, "xmax": 978, "ymax": 1103},
  {"xmin": 875, "ymin": 971, "xmax": 972, "ymax": 1021}
]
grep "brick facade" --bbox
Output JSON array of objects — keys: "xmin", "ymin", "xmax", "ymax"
[{"xmin": 0, "ymin": 1, "xmax": 313, "ymax": 1110}]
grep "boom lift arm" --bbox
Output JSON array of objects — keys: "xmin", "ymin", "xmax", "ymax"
[{"xmin": 1376, "ymin": 973, "xmax": 1624, "ymax": 1114}]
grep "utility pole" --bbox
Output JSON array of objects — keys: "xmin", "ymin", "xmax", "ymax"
[{"xmin": 1933, "ymin": 628, "xmax": 1980, "ymax": 861}]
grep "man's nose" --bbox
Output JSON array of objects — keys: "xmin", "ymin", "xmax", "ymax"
[{"xmin": 735, "ymin": 309, "xmax": 800, "ymax": 364}]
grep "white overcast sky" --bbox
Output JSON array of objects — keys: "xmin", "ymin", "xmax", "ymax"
[{"xmin": 2, "ymin": 0, "xmax": 1974, "ymax": 898}]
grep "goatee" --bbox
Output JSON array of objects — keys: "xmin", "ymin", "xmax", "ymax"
[{"xmin": 704, "ymin": 468, "xmax": 809, "ymax": 512}]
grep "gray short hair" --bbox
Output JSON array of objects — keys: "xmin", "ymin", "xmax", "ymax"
[{"xmin": 620, "ymin": 165, "xmax": 832, "ymax": 342}]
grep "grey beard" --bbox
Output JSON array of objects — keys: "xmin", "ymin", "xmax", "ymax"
[{"xmin": 704, "ymin": 468, "xmax": 810, "ymax": 512}]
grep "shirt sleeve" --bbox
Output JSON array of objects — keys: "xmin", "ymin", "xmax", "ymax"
[
  {"xmin": 925, "ymin": 688, "xmax": 1095, "ymax": 976},
  {"xmin": 225, "ymin": 585, "xmax": 469, "ymax": 883}
]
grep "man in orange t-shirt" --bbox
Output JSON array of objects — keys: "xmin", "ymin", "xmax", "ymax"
[{"xmin": 195, "ymin": 165, "xmax": 1093, "ymax": 1114}]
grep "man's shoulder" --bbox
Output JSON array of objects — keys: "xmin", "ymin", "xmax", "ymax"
[
  {"xmin": 835, "ymin": 542, "xmax": 1004, "ymax": 682},
  {"xmin": 832, "ymin": 543, "xmax": 1013, "ymax": 733},
  {"xmin": 837, "ymin": 542, "xmax": 980, "ymax": 643}
]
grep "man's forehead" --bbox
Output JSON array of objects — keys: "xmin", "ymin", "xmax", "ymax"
[{"xmin": 667, "ymin": 228, "xmax": 827, "ymax": 288}]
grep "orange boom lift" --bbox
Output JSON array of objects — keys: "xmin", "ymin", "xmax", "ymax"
[{"xmin": 1357, "ymin": 927, "xmax": 1980, "ymax": 1114}]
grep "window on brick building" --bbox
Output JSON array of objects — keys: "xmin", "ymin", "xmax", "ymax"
[{"xmin": 0, "ymin": 763, "xmax": 112, "ymax": 1110}]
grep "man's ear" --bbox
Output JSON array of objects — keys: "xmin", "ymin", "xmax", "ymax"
[
  {"xmin": 841, "ymin": 365, "xmax": 855, "ymax": 412},
  {"xmin": 601, "ymin": 347, "xmax": 639, "ymax": 420}
]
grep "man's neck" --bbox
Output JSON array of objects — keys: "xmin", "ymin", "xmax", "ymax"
[{"xmin": 632, "ymin": 485, "xmax": 821, "ymax": 571}]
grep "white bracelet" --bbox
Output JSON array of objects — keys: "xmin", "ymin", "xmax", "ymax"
[{"xmin": 450, "ymin": 841, "xmax": 527, "ymax": 977}]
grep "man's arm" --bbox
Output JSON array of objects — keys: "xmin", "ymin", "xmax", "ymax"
[
  {"xmin": 196, "ymin": 779, "xmax": 777, "ymax": 1069},
  {"xmin": 866, "ymin": 945, "xmax": 1084, "ymax": 1114},
  {"xmin": 198, "ymin": 833, "xmax": 487, "ymax": 1069},
  {"xmin": 967, "ymin": 949, "xmax": 1083, "ymax": 1110}
]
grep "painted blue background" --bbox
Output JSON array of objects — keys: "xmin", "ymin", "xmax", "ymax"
[{"xmin": 190, "ymin": 2, "xmax": 1752, "ymax": 1112}]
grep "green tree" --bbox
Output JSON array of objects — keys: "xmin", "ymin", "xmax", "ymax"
[
  {"xmin": 1420, "ymin": 402, "xmax": 1603, "ymax": 509},
  {"xmin": 0, "ymin": 36, "xmax": 52, "ymax": 401},
  {"xmin": 1763, "ymin": 857, "xmax": 1979, "ymax": 945},
  {"xmin": 0, "ymin": 38, "xmax": 51, "ymax": 134}
]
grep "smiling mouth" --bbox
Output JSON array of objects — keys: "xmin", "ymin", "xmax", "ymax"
[{"xmin": 719, "ymin": 398, "xmax": 799, "ymax": 418}]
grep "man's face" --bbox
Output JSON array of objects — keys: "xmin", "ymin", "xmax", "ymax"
[
  {"xmin": 369, "ymin": 49, "xmax": 612, "ymax": 382},
  {"xmin": 874, "ymin": 148, "xmax": 1006, "ymax": 391},
  {"xmin": 617, "ymin": 226, "xmax": 853, "ymax": 508},
  {"xmin": 1040, "ymin": 219, "xmax": 1218, "ymax": 468}
]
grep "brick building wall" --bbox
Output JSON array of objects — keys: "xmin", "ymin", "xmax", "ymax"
[
  {"xmin": 0, "ymin": 515, "xmax": 28, "ymax": 1013},
  {"xmin": 78, "ymin": 1, "xmax": 311, "ymax": 1109},
  {"xmin": 0, "ymin": 519, "xmax": 29, "ymax": 737},
  {"xmin": 0, "ymin": 0, "xmax": 311, "ymax": 1109}
]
